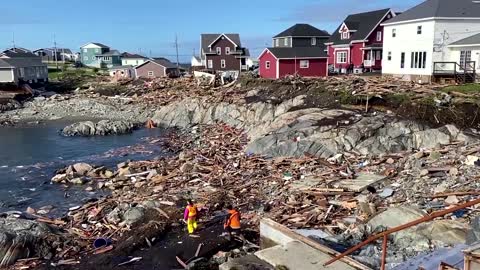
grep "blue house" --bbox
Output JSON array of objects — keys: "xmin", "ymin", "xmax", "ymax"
[{"xmin": 80, "ymin": 42, "xmax": 121, "ymax": 68}]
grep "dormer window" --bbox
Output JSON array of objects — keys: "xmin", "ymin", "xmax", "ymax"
[
  {"xmin": 311, "ymin": 38, "xmax": 316, "ymax": 45},
  {"xmin": 341, "ymin": 32, "xmax": 349, "ymax": 39},
  {"xmin": 275, "ymin": 39, "xmax": 279, "ymax": 47}
]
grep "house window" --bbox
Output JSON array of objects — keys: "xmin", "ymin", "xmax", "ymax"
[
  {"xmin": 83, "ymin": 49, "xmax": 87, "ymax": 53},
  {"xmin": 375, "ymin": 51, "xmax": 382, "ymax": 60},
  {"xmin": 376, "ymin": 31, "xmax": 382, "ymax": 42},
  {"xmin": 341, "ymin": 32, "xmax": 349, "ymax": 40},
  {"xmin": 300, "ymin": 60, "xmax": 309, "ymax": 69},
  {"xmin": 417, "ymin": 25, "xmax": 422, "ymax": 35},
  {"xmin": 392, "ymin": 29, "xmax": 396, "ymax": 38},
  {"xmin": 207, "ymin": 60, "xmax": 213, "ymax": 69},
  {"xmin": 460, "ymin": 51, "xmax": 472, "ymax": 67},
  {"xmin": 221, "ymin": 59, "xmax": 226, "ymax": 68},
  {"xmin": 337, "ymin": 51, "xmax": 347, "ymax": 63},
  {"xmin": 311, "ymin": 38, "xmax": 316, "ymax": 46},
  {"xmin": 226, "ymin": 47, "xmax": 231, "ymax": 55},
  {"xmin": 387, "ymin": 51, "xmax": 392, "ymax": 61},
  {"xmin": 95, "ymin": 49, "xmax": 100, "ymax": 53},
  {"xmin": 410, "ymin": 51, "xmax": 427, "ymax": 69},
  {"xmin": 284, "ymin": 38, "xmax": 288, "ymax": 46},
  {"xmin": 148, "ymin": 71, "xmax": 154, "ymax": 77},
  {"xmin": 400, "ymin": 52, "xmax": 405, "ymax": 68},
  {"xmin": 216, "ymin": 47, "xmax": 221, "ymax": 55},
  {"xmin": 275, "ymin": 39, "xmax": 279, "ymax": 47},
  {"xmin": 266, "ymin": 61, "xmax": 270, "ymax": 69}
]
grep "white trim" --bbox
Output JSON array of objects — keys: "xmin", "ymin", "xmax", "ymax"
[
  {"xmin": 332, "ymin": 44, "xmax": 350, "ymax": 48},
  {"xmin": 147, "ymin": 71, "xmax": 154, "ymax": 77},
  {"xmin": 376, "ymin": 31, "xmax": 382, "ymax": 42},
  {"xmin": 351, "ymin": 40, "xmax": 367, "ymax": 43},
  {"xmin": 258, "ymin": 48, "xmax": 278, "ymax": 60},
  {"xmin": 339, "ymin": 22, "xmax": 349, "ymax": 33},
  {"xmin": 362, "ymin": 9, "xmax": 393, "ymax": 42},
  {"xmin": 324, "ymin": 42, "xmax": 334, "ymax": 45},
  {"xmin": 207, "ymin": 59, "xmax": 213, "ymax": 69},
  {"xmin": 276, "ymin": 59, "xmax": 279, "ymax": 79},
  {"xmin": 265, "ymin": 61, "xmax": 270, "ymax": 69},
  {"xmin": 311, "ymin": 38, "xmax": 316, "ymax": 46},
  {"xmin": 226, "ymin": 47, "xmax": 231, "ymax": 55},
  {"xmin": 208, "ymin": 34, "xmax": 238, "ymax": 48},
  {"xmin": 448, "ymin": 44, "xmax": 480, "ymax": 48},
  {"xmin": 299, "ymin": 60, "xmax": 309, "ymax": 69},
  {"xmin": 216, "ymin": 47, "xmax": 221, "ymax": 55},
  {"xmin": 220, "ymin": 59, "xmax": 226, "ymax": 68},
  {"xmin": 336, "ymin": 51, "xmax": 348, "ymax": 64},
  {"xmin": 380, "ymin": 17, "xmax": 465, "ymax": 26}
]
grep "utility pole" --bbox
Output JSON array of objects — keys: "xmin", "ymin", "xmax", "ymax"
[
  {"xmin": 54, "ymin": 34, "xmax": 58, "ymax": 70},
  {"xmin": 175, "ymin": 34, "xmax": 180, "ymax": 74},
  {"xmin": 11, "ymin": 32, "xmax": 16, "ymax": 50}
]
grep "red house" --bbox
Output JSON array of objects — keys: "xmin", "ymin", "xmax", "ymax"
[
  {"xmin": 258, "ymin": 24, "xmax": 330, "ymax": 79},
  {"xmin": 325, "ymin": 9, "xmax": 396, "ymax": 74}
]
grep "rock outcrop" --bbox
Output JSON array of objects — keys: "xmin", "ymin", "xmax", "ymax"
[
  {"xmin": 152, "ymin": 98, "xmax": 475, "ymax": 158},
  {"xmin": 61, "ymin": 120, "xmax": 136, "ymax": 136}
]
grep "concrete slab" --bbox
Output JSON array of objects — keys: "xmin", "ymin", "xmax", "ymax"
[
  {"xmin": 334, "ymin": 173, "xmax": 386, "ymax": 192},
  {"xmin": 256, "ymin": 240, "xmax": 357, "ymax": 270}
]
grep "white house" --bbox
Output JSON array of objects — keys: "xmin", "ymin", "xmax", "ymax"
[
  {"xmin": 191, "ymin": 56, "xmax": 204, "ymax": 68},
  {"xmin": 120, "ymin": 52, "xmax": 147, "ymax": 67},
  {"xmin": 382, "ymin": 0, "xmax": 480, "ymax": 83}
]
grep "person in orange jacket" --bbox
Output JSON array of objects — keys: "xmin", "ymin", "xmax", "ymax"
[
  {"xmin": 184, "ymin": 200, "xmax": 198, "ymax": 234},
  {"xmin": 224, "ymin": 205, "xmax": 241, "ymax": 237}
]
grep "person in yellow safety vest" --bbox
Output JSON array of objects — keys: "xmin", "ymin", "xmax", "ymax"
[
  {"xmin": 224, "ymin": 205, "xmax": 241, "ymax": 236},
  {"xmin": 184, "ymin": 200, "xmax": 198, "ymax": 234}
]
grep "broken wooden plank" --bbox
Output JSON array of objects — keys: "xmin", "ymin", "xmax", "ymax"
[{"xmin": 333, "ymin": 173, "xmax": 386, "ymax": 192}]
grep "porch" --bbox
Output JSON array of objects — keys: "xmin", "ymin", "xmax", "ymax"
[
  {"xmin": 433, "ymin": 61, "xmax": 477, "ymax": 84},
  {"xmin": 361, "ymin": 46, "xmax": 382, "ymax": 72}
]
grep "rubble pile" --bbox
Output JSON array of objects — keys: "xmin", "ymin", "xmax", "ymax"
[{"xmin": 29, "ymin": 123, "xmax": 480, "ymax": 268}]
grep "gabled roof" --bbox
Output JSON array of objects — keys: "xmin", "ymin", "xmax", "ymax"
[
  {"xmin": 135, "ymin": 59, "xmax": 177, "ymax": 69},
  {"xmin": 34, "ymin": 48, "xmax": 73, "ymax": 54},
  {"xmin": 4, "ymin": 47, "xmax": 31, "ymax": 53},
  {"xmin": 0, "ymin": 58, "xmax": 46, "ymax": 68},
  {"xmin": 383, "ymin": 0, "xmax": 480, "ymax": 25},
  {"xmin": 261, "ymin": 47, "xmax": 328, "ymax": 59},
  {"xmin": 274, "ymin": 24, "xmax": 330, "ymax": 38},
  {"xmin": 201, "ymin": 34, "xmax": 242, "ymax": 53},
  {"xmin": 449, "ymin": 33, "xmax": 480, "ymax": 47},
  {"xmin": 327, "ymin": 8, "xmax": 392, "ymax": 45},
  {"xmin": 120, "ymin": 52, "xmax": 147, "ymax": 59},
  {"xmin": 80, "ymin": 42, "xmax": 110, "ymax": 48},
  {"xmin": 1, "ymin": 49, "xmax": 39, "ymax": 58}
]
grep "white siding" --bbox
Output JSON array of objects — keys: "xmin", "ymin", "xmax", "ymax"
[
  {"xmin": 434, "ymin": 19, "xmax": 480, "ymax": 63},
  {"xmin": 122, "ymin": 58, "xmax": 146, "ymax": 67},
  {"xmin": 382, "ymin": 20, "xmax": 435, "ymax": 76},
  {"xmin": 0, "ymin": 69, "xmax": 14, "ymax": 83}
]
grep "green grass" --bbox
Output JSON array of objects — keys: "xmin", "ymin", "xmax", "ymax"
[
  {"xmin": 48, "ymin": 67, "xmax": 97, "ymax": 81},
  {"xmin": 442, "ymin": 83, "xmax": 480, "ymax": 94}
]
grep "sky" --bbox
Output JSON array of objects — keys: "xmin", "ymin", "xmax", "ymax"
[{"xmin": 0, "ymin": 0, "xmax": 423, "ymax": 62}]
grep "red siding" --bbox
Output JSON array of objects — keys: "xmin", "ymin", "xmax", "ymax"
[
  {"xmin": 259, "ymin": 50, "xmax": 277, "ymax": 79},
  {"xmin": 327, "ymin": 46, "xmax": 335, "ymax": 67},
  {"xmin": 333, "ymin": 49, "xmax": 350, "ymax": 70},
  {"xmin": 366, "ymin": 24, "xmax": 384, "ymax": 46},
  {"xmin": 351, "ymin": 43, "xmax": 364, "ymax": 67},
  {"xmin": 278, "ymin": 58, "xmax": 327, "ymax": 78}
]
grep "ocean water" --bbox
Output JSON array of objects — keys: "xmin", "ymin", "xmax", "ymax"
[{"xmin": 0, "ymin": 121, "xmax": 166, "ymax": 215}]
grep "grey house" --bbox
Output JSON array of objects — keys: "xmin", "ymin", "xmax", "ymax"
[
  {"xmin": 0, "ymin": 58, "xmax": 48, "ymax": 84},
  {"xmin": 0, "ymin": 48, "xmax": 48, "ymax": 84}
]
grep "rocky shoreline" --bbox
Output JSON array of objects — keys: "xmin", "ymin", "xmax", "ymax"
[{"xmin": 2, "ymin": 76, "xmax": 480, "ymax": 269}]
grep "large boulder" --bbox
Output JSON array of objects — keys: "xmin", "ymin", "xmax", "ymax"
[
  {"xmin": 61, "ymin": 120, "xmax": 136, "ymax": 136},
  {"xmin": 0, "ymin": 217, "xmax": 57, "ymax": 267}
]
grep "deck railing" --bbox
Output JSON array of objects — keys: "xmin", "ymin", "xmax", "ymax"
[{"xmin": 433, "ymin": 61, "xmax": 476, "ymax": 83}]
